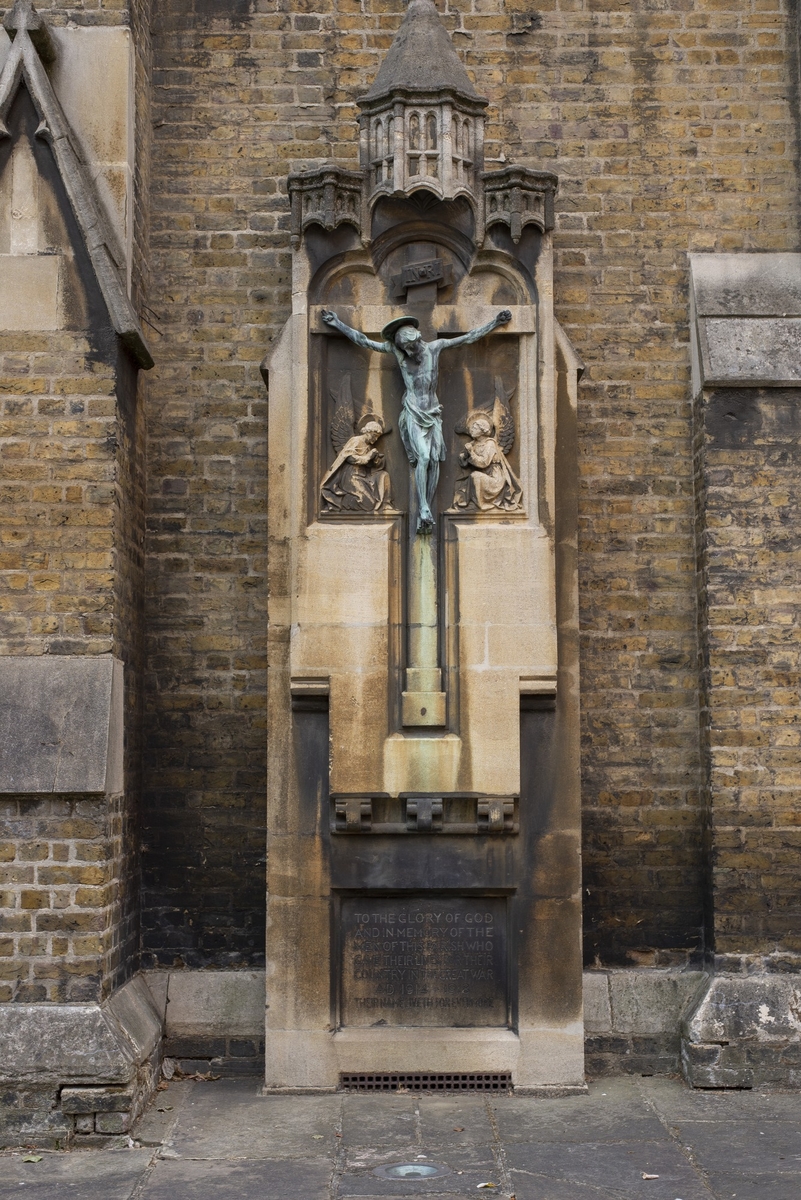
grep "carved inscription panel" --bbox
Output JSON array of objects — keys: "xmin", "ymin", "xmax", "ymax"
[{"xmin": 340, "ymin": 896, "xmax": 508, "ymax": 1027}]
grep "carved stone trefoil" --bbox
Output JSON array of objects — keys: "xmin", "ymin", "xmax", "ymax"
[
  {"xmin": 288, "ymin": 166, "xmax": 363, "ymax": 250},
  {"xmin": 451, "ymin": 379, "xmax": 523, "ymax": 513}
]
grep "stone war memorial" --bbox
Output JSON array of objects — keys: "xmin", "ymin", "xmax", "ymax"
[{"xmin": 1, "ymin": 0, "xmax": 801, "ymax": 1145}]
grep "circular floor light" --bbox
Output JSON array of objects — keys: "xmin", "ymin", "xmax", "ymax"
[{"xmin": 372, "ymin": 1161, "xmax": 451, "ymax": 1180}]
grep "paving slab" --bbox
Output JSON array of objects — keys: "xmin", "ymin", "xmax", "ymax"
[
  {"xmin": 339, "ymin": 1144, "xmax": 499, "ymax": 1196},
  {"xmin": 416, "ymin": 1094, "xmax": 495, "ymax": 1146},
  {"xmin": 671, "ymin": 1119, "xmax": 801, "ymax": 1175},
  {"xmin": 0, "ymin": 1147, "xmax": 152, "ymax": 1200},
  {"xmin": 167, "ymin": 1079, "xmax": 341, "ymax": 1159},
  {"xmin": 705, "ymin": 1172, "xmax": 801, "ymax": 1200},
  {"xmin": 2, "ymin": 1075, "xmax": 801, "ymax": 1198},
  {"xmin": 340, "ymin": 1094, "xmax": 420, "ymax": 1148},
  {"xmin": 492, "ymin": 1078, "xmax": 667, "ymax": 1144},
  {"xmin": 139, "ymin": 1156, "xmax": 332, "ymax": 1200},
  {"xmin": 641, "ymin": 1077, "xmax": 801, "ymax": 1122},
  {"xmin": 506, "ymin": 1138, "xmax": 714, "ymax": 1200}
]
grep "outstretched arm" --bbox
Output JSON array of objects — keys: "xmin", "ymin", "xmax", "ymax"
[
  {"xmin": 431, "ymin": 310, "xmax": 512, "ymax": 352},
  {"xmin": 321, "ymin": 310, "xmax": 390, "ymax": 353}
]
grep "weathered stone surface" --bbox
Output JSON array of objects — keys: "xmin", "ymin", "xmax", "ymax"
[
  {"xmin": 690, "ymin": 254, "xmax": 801, "ymax": 389},
  {"xmin": 61, "ymin": 1084, "xmax": 136, "ymax": 1114},
  {"xmin": 361, "ymin": 0, "xmax": 480, "ymax": 104},
  {"xmin": 582, "ymin": 970, "xmax": 707, "ymax": 1076},
  {"xmin": 48, "ymin": 26, "xmax": 135, "ymax": 271},
  {"xmin": 0, "ymin": 655, "xmax": 123, "ymax": 794},
  {"xmin": 0, "ymin": 974, "xmax": 161, "ymax": 1143},
  {"xmin": 95, "ymin": 1110, "xmax": 130, "ymax": 1134},
  {"xmin": 582, "ymin": 972, "xmax": 611, "ymax": 1034},
  {"xmin": 0, "ymin": 17, "xmax": 151, "ymax": 366},
  {"xmin": 692, "ymin": 253, "xmax": 801, "ymax": 317},
  {"xmin": 701, "ymin": 317, "xmax": 801, "ymax": 387},
  {"xmin": 683, "ymin": 975, "xmax": 801, "ymax": 1088},
  {"xmin": 105, "ymin": 974, "xmax": 162, "ymax": 1065},
  {"xmin": 0, "ymin": 975, "xmax": 160, "ymax": 1085},
  {"xmin": 154, "ymin": 969, "xmax": 265, "ymax": 1038},
  {"xmin": 0, "ymin": 255, "xmax": 61, "ymax": 330},
  {"xmin": 608, "ymin": 970, "xmax": 706, "ymax": 1035},
  {"xmin": 0, "ymin": 1004, "xmax": 134, "ymax": 1085}
]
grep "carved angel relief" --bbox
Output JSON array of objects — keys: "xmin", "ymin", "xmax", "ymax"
[
  {"xmin": 451, "ymin": 377, "xmax": 523, "ymax": 513},
  {"xmin": 320, "ymin": 375, "xmax": 394, "ymax": 514}
]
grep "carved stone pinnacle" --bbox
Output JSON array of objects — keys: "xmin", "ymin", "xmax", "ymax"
[{"xmin": 3, "ymin": 0, "xmax": 56, "ymax": 65}]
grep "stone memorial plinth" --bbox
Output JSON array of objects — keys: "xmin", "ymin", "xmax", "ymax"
[{"xmin": 263, "ymin": 0, "xmax": 583, "ymax": 1094}]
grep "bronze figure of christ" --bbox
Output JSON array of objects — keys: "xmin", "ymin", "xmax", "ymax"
[{"xmin": 321, "ymin": 308, "xmax": 512, "ymax": 532}]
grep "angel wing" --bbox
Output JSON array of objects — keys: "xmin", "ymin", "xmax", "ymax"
[
  {"xmin": 493, "ymin": 376, "xmax": 516, "ymax": 454},
  {"xmin": 330, "ymin": 373, "xmax": 356, "ymax": 453}
]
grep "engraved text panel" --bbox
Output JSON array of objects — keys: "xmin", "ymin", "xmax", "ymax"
[{"xmin": 340, "ymin": 896, "xmax": 508, "ymax": 1027}]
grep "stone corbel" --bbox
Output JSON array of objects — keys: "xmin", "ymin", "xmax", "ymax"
[
  {"xmin": 480, "ymin": 167, "xmax": 558, "ymax": 244},
  {"xmin": 334, "ymin": 796, "xmax": 373, "ymax": 833},
  {"xmin": 405, "ymin": 797, "xmax": 444, "ymax": 832},
  {"xmin": 477, "ymin": 798, "xmax": 517, "ymax": 834},
  {"xmin": 288, "ymin": 166, "xmax": 364, "ymax": 250}
]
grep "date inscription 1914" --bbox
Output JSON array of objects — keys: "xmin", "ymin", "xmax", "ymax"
[{"xmin": 340, "ymin": 896, "xmax": 508, "ymax": 1027}]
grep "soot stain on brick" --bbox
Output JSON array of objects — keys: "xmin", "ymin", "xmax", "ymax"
[
  {"xmin": 706, "ymin": 389, "xmax": 801, "ymax": 448},
  {"xmin": 705, "ymin": 389, "xmax": 762, "ymax": 446},
  {"xmin": 195, "ymin": 0, "xmax": 252, "ymax": 26}
]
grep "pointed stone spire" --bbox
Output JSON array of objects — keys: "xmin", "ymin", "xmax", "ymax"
[
  {"xmin": 358, "ymin": 0, "xmax": 486, "ymax": 221},
  {"xmin": 362, "ymin": 0, "xmax": 480, "ymax": 106}
]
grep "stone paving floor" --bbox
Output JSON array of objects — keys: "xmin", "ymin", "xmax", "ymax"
[{"xmin": 1, "ymin": 1077, "xmax": 801, "ymax": 1199}]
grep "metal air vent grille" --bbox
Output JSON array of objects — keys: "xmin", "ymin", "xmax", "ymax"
[{"xmin": 339, "ymin": 1072, "xmax": 512, "ymax": 1093}]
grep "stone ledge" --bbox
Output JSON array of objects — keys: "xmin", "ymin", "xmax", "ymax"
[
  {"xmin": 143, "ymin": 968, "xmax": 265, "ymax": 1038},
  {"xmin": 682, "ymin": 973, "xmax": 801, "ymax": 1088},
  {"xmin": 0, "ymin": 976, "xmax": 161, "ymax": 1147},
  {"xmin": 690, "ymin": 252, "xmax": 801, "ymax": 391},
  {"xmin": 583, "ymin": 968, "xmax": 707, "ymax": 1035},
  {"xmin": 583, "ymin": 969, "xmax": 707, "ymax": 1078}
]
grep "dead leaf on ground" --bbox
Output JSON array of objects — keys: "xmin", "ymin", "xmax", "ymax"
[
  {"xmin": 453, "ymin": 1126, "xmax": 465, "ymax": 1131},
  {"xmin": 22, "ymin": 1155, "xmax": 43, "ymax": 1163},
  {"xmin": 642, "ymin": 1173, "xmax": 659, "ymax": 1180}
]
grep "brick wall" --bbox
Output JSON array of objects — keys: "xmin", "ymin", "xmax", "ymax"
[
  {"xmin": 0, "ymin": 327, "xmax": 120, "ymax": 657},
  {"xmin": 141, "ymin": 0, "xmax": 270, "ymax": 968},
  {"xmin": 0, "ymin": 4, "xmax": 132, "ymax": 27},
  {"xmin": 535, "ymin": 0, "xmax": 800, "ymax": 966},
  {"xmin": 0, "ymin": 1, "xmax": 148, "ymax": 997},
  {"xmin": 0, "ymin": 796, "xmax": 127, "ymax": 1003},
  {"xmin": 2, "ymin": 0, "xmax": 799, "ymax": 976},
  {"xmin": 697, "ymin": 387, "xmax": 801, "ymax": 969},
  {"xmin": 141, "ymin": 0, "xmax": 800, "ymax": 969}
]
